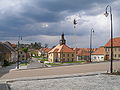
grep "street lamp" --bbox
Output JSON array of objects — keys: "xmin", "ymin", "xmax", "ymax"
[
  {"xmin": 73, "ymin": 19, "xmax": 77, "ymax": 61},
  {"xmin": 104, "ymin": 5, "xmax": 113, "ymax": 73},
  {"xmin": 89, "ymin": 28, "xmax": 94, "ymax": 62}
]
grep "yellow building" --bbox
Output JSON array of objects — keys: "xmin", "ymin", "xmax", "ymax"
[
  {"xmin": 48, "ymin": 33, "xmax": 76, "ymax": 63},
  {"xmin": 104, "ymin": 37, "xmax": 120, "ymax": 60}
]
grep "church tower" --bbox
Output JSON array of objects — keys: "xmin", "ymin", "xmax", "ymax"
[{"xmin": 60, "ymin": 33, "xmax": 66, "ymax": 45}]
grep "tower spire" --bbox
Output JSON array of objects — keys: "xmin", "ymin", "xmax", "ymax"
[{"xmin": 60, "ymin": 33, "xmax": 66, "ymax": 45}]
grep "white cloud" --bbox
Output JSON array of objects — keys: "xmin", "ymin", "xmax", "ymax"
[{"xmin": 41, "ymin": 23, "xmax": 49, "ymax": 28}]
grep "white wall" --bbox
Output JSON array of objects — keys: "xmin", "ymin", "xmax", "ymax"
[{"xmin": 91, "ymin": 55, "xmax": 104, "ymax": 62}]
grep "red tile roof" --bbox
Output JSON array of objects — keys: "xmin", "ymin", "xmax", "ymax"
[
  {"xmin": 105, "ymin": 37, "xmax": 120, "ymax": 47},
  {"xmin": 77, "ymin": 48, "xmax": 90, "ymax": 56},
  {"xmin": 92, "ymin": 47, "xmax": 105, "ymax": 55},
  {"xmin": 40, "ymin": 48, "xmax": 52, "ymax": 53},
  {"xmin": 48, "ymin": 44, "xmax": 74, "ymax": 53},
  {"xmin": 11, "ymin": 44, "xmax": 17, "ymax": 48}
]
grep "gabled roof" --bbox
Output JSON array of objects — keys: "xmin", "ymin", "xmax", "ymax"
[
  {"xmin": 40, "ymin": 48, "xmax": 52, "ymax": 53},
  {"xmin": 105, "ymin": 37, "xmax": 120, "ymax": 47},
  {"xmin": 48, "ymin": 44, "xmax": 74, "ymax": 53},
  {"xmin": 92, "ymin": 47, "xmax": 105, "ymax": 55},
  {"xmin": 0, "ymin": 42, "xmax": 11, "ymax": 53},
  {"xmin": 77, "ymin": 48, "xmax": 90, "ymax": 56},
  {"xmin": 11, "ymin": 44, "xmax": 17, "ymax": 48},
  {"xmin": 3, "ymin": 42, "xmax": 15, "ymax": 52}
]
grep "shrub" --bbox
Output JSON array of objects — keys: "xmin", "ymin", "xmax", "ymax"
[{"xmin": 3, "ymin": 60, "xmax": 10, "ymax": 66}]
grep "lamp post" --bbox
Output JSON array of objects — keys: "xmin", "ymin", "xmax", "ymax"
[
  {"xmin": 89, "ymin": 28, "xmax": 94, "ymax": 62},
  {"xmin": 104, "ymin": 5, "xmax": 113, "ymax": 73},
  {"xmin": 73, "ymin": 19, "xmax": 77, "ymax": 61}
]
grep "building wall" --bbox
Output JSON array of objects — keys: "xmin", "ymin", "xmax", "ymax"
[
  {"xmin": 48, "ymin": 52, "xmax": 76, "ymax": 63},
  {"xmin": 77, "ymin": 56, "xmax": 89, "ymax": 61},
  {"xmin": 61, "ymin": 52, "xmax": 75, "ymax": 62},
  {"xmin": 11, "ymin": 51, "xmax": 17, "ymax": 62},
  {"xmin": 105, "ymin": 47, "xmax": 120, "ymax": 60},
  {"xmin": 0, "ymin": 53, "xmax": 4, "ymax": 68},
  {"xmin": 19, "ymin": 51, "xmax": 26, "ymax": 61},
  {"xmin": 38, "ymin": 51, "xmax": 42, "ymax": 56},
  {"xmin": 91, "ymin": 55, "xmax": 104, "ymax": 62}
]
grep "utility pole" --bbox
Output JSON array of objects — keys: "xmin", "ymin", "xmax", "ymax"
[
  {"xmin": 17, "ymin": 35, "xmax": 22, "ymax": 69},
  {"xmin": 17, "ymin": 40, "xmax": 20, "ymax": 69}
]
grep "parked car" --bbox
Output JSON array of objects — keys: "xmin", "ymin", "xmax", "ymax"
[
  {"xmin": 40, "ymin": 61, "xmax": 44, "ymax": 63},
  {"xmin": 20, "ymin": 60, "xmax": 28, "ymax": 64}
]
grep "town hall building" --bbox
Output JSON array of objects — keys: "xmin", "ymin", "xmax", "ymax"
[{"xmin": 48, "ymin": 33, "xmax": 76, "ymax": 63}]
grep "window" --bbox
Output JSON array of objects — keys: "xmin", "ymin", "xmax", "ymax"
[
  {"xmin": 94, "ymin": 57, "xmax": 96, "ymax": 59},
  {"xmin": 63, "ymin": 54, "xmax": 65, "ymax": 57},
  {"xmin": 114, "ymin": 48, "xmax": 116, "ymax": 51},
  {"xmin": 114, "ymin": 54, "xmax": 116, "ymax": 57},
  {"xmin": 67, "ymin": 58, "xmax": 69, "ymax": 61},
  {"xmin": 67, "ymin": 54, "xmax": 69, "ymax": 57},
  {"xmin": 101, "ymin": 57, "xmax": 103, "ymax": 59},
  {"xmin": 119, "ymin": 48, "xmax": 120, "ymax": 51},
  {"xmin": 21, "ymin": 52, "xmax": 22, "ymax": 54},
  {"xmin": 118, "ymin": 54, "xmax": 120, "ymax": 57},
  {"xmin": 105, "ymin": 48, "xmax": 107, "ymax": 52},
  {"xmin": 72, "ymin": 54, "xmax": 74, "ymax": 57}
]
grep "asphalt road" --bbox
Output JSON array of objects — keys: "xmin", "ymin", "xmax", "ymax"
[
  {"xmin": 27, "ymin": 58, "xmax": 46, "ymax": 69},
  {"xmin": 0, "ymin": 61, "xmax": 120, "ymax": 80}
]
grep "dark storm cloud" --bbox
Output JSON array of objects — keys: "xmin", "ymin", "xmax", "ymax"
[
  {"xmin": 0, "ymin": 0, "xmax": 118, "ymax": 45},
  {"xmin": 36, "ymin": 0, "xmax": 110, "ymax": 12}
]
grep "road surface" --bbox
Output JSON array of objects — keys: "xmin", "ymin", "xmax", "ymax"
[{"xmin": 0, "ymin": 61, "xmax": 120, "ymax": 80}]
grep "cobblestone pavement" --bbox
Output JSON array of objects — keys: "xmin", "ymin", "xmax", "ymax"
[
  {"xmin": 0, "ymin": 83, "xmax": 9, "ymax": 90},
  {"xmin": 9, "ymin": 74, "xmax": 120, "ymax": 90},
  {"xmin": 0, "ymin": 61, "xmax": 120, "ymax": 80}
]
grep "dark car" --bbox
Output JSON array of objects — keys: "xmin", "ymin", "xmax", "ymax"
[
  {"xmin": 40, "ymin": 61, "xmax": 44, "ymax": 63},
  {"xmin": 20, "ymin": 60, "xmax": 28, "ymax": 64}
]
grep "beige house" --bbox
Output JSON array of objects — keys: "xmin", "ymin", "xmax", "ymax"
[
  {"xmin": 104, "ymin": 37, "xmax": 120, "ymax": 60},
  {"xmin": 48, "ymin": 33, "xmax": 76, "ymax": 63},
  {"xmin": 38, "ymin": 48, "xmax": 52, "ymax": 58}
]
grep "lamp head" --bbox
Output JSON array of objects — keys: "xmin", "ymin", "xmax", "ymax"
[
  {"xmin": 73, "ymin": 19, "xmax": 77, "ymax": 25},
  {"xmin": 104, "ymin": 11, "xmax": 109, "ymax": 17}
]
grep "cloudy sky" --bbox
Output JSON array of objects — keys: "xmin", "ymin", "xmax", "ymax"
[{"xmin": 0, "ymin": 0, "xmax": 120, "ymax": 48}]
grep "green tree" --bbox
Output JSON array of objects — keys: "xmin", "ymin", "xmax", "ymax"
[{"xmin": 22, "ymin": 48, "xmax": 28, "ymax": 60}]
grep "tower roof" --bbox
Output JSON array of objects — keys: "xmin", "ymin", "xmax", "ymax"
[{"xmin": 60, "ymin": 33, "xmax": 66, "ymax": 45}]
